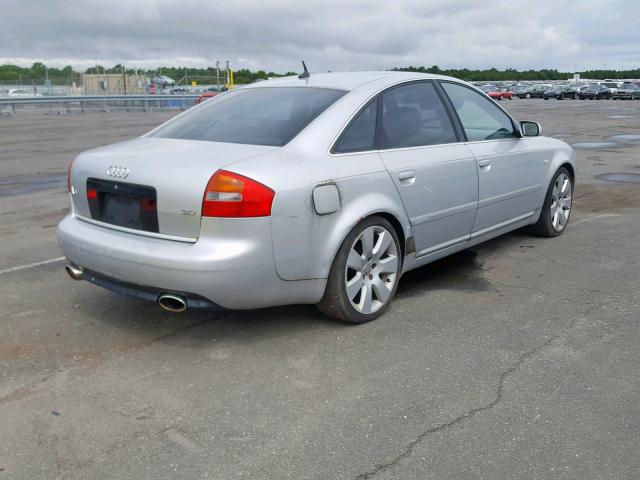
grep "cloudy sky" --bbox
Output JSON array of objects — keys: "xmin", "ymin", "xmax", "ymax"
[{"xmin": 1, "ymin": 0, "xmax": 638, "ymax": 72}]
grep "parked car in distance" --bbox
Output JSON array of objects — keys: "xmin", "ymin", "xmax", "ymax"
[
  {"xmin": 58, "ymin": 71, "xmax": 575, "ymax": 323},
  {"xmin": 543, "ymin": 84, "xmax": 572, "ymax": 100},
  {"xmin": 579, "ymin": 84, "xmax": 612, "ymax": 100},
  {"xmin": 7, "ymin": 89, "xmax": 41, "ymax": 97},
  {"xmin": 515, "ymin": 84, "xmax": 552, "ymax": 99},
  {"xmin": 479, "ymin": 84, "xmax": 504, "ymax": 100},
  {"xmin": 195, "ymin": 92, "xmax": 218, "ymax": 104},
  {"xmin": 601, "ymin": 81, "xmax": 621, "ymax": 95},
  {"xmin": 513, "ymin": 85, "xmax": 535, "ymax": 98},
  {"xmin": 499, "ymin": 88, "xmax": 514, "ymax": 100},
  {"xmin": 564, "ymin": 84, "xmax": 587, "ymax": 99},
  {"xmin": 527, "ymin": 84, "xmax": 553, "ymax": 98},
  {"xmin": 612, "ymin": 83, "xmax": 640, "ymax": 100}
]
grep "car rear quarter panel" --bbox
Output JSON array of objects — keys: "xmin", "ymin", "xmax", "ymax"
[{"xmin": 228, "ymin": 84, "xmax": 414, "ymax": 281}]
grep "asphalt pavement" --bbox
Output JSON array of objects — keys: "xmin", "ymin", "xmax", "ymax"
[{"xmin": 1, "ymin": 100, "xmax": 639, "ymax": 479}]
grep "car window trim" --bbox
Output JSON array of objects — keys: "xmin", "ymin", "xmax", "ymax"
[
  {"xmin": 437, "ymin": 80, "xmax": 522, "ymax": 143},
  {"xmin": 330, "ymin": 96, "xmax": 380, "ymax": 154},
  {"xmin": 377, "ymin": 79, "xmax": 464, "ymax": 150},
  {"xmin": 330, "ymin": 79, "xmax": 466, "ymax": 155}
]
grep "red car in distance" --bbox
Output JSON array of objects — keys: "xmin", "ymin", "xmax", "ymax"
[
  {"xmin": 479, "ymin": 85, "xmax": 513, "ymax": 100},
  {"xmin": 195, "ymin": 92, "xmax": 218, "ymax": 104}
]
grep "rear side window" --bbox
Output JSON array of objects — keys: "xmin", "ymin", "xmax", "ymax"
[
  {"xmin": 441, "ymin": 82, "xmax": 516, "ymax": 142},
  {"xmin": 333, "ymin": 99, "xmax": 378, "ymax": 153},
  {"xmin": 151, "ymin": 87, "xmax": 346, "ymax": 147},
  {"xmin": 381, "ymin": 82, "xmax": 457, "ymax": 149}
]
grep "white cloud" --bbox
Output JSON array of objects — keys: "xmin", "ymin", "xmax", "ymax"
[{"xmin": 0, "ymin": 0, "xmax": 638, "ymax": 72}]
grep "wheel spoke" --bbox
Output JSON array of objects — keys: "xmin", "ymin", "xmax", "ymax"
[
  {"xmin": 376, "ymin": 256, "xmax": 398, "ymax": 274},
  {"xmin": 358, "ymin": 283, "xmax": 373, "ymax": 314},
  {"xmin": 371, "ymin": 276, "xmax": 391, "ymax": 304},
  {"xmin": 372, "ymin": 230, "xmax": 392, "ymax": 259},
  {"xmin": 558, "ymin": 208, "xmax": 568, "ymax": 226},
  {"xmin": 551, "ymin": 211, "xmax": 558, "ymax": 228},
  {"xmin": 560, "ymin": 176, "xmax": 570, "ymax": 194},
  {"xmin": 347, "ymin": 249, "xmax": 364, "ymax": 270},
  {"xmin": 360, "ymin": 228, "xmax": 374, "ymax": 257},
  {"xmin": 346, "ymin": 273, "xmax": 364, "ymax": 301}
]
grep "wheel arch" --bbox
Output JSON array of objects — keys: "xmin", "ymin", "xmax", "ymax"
[
  {"xmin": 560, "ymin": 162, "xmax": 575, "ymax": 183},
  {"xmin": 319, "ymin": 204, "xmax": 412, "ymax": 282}
]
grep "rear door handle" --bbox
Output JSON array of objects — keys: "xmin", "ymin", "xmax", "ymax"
[
  {"xmin": 478, "ymin": 159, "xmax": 491, "ymax": 171},
  {"xmin": 398, "ymin": 170, "xmax": 416, "ymax": 180}
]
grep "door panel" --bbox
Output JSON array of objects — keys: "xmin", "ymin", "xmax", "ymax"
[
  {"xmin": 466, "ymin": 139, "xmax": 548, "ymax": 234},
  {"xmin": 439, "ymin": 81, "xmax": 548, "ymax": 235},
  {"xmin": 378, "ymin": 81, "xmax": 478, "ymax": 256},
  {"xmin": 380, "ymin": 144, "xmax": 478, "ymax": 256}
]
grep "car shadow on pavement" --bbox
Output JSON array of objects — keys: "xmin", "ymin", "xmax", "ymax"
[
  {"xmin": 396, "ymin": 228, "xmax": 531, "ymax": 298},
  {"xmin": 78, "ymin": 228, "xmax": 535, "ymax": 352}
]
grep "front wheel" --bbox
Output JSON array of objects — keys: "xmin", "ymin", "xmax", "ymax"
[
  {"xmin": 525, "ymin": 93, "xmax": 531, "ymax": 99},
  {"xmin": 530, "ymin": 168, "xmax": 573, "ymax": 237},
  {"xmin": 317, "ymin": 217, "xmax": 402, "ymax": 323}
]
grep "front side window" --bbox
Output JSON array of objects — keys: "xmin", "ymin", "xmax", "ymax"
[
  {"xmin": 380, "ymin": 82, "xmax": 457, "ymax": 149},
  {"xmin": 441, "ymin": 82, "xmax": 516, "ymax": 142},
  {"xmin": 151, "ymin": 87, "xmax": 346, "ymax": 146},
  {"xmin": 333, "ymin": 99, "xmax": 377, "ymax": 153}
]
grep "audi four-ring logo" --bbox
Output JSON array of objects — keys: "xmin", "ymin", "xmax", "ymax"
[{"xmin": 106, "ymin": 166, "xmax": 130, "ymax": 178}]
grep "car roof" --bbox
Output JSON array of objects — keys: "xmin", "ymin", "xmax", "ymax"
[{"xmin": 241, "ymin": 71, "xmax": 463, "ymax": 93}]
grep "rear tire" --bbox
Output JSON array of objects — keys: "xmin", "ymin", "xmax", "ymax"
[
  {"xmin": 530, "ymin": 167, "xmax": 573, "ymax": 237},
  {"xmin": 317, "ymin": 216, "xmax": 401, "ymax": 323}
]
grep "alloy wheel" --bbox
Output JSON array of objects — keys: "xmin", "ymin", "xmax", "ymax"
[
  {"xmin": 550, "ymin": 173, "xmax": 572, "ymax": 232},
  {"xmin": 345, "ymin": 226, "xmax": 398, "ymax": 314}
]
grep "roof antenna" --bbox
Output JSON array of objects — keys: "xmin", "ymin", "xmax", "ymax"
[{"xmin": 298, "ymin": 61, "xmax": 310, "ymax": 79}]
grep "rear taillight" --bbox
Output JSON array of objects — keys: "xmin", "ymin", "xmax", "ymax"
[
  {"xmin": 67, "ymin": 158, "xmax": 75, "ymax": 193},
  {"xmin": 202, "ymin": 170, "xmax": 274, "ymax": 217}
]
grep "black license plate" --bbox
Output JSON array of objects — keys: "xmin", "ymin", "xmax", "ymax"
[{"xmin": 87, "ymin": 178, "xmax": 159, "ymax": 233}]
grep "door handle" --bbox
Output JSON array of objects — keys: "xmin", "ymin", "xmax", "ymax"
[
  {"xmin": 478, "ymin": 159, "xmax": 492, "ymax": 171},
  {"xmin": 398, "ymin": 170, "xmax": 416, "ymax": 180}
]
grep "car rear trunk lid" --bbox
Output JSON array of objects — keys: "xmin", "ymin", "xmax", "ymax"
[{"xmin": 69, "ymin": 137, "xmax": 276, "ymax": 241}]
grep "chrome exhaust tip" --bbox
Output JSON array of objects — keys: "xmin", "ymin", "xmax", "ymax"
[
  {"xmin": 158, "ymin": 294, "xmax": 187, "ymax": 313},
  {"xmin": 65, "ymin": 263, "xmax": 84, "ymax": 280}
]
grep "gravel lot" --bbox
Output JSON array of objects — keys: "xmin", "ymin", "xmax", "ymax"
[{"xmin": 1, "ymin": 100, "xmax": 639, "ymax": 479}]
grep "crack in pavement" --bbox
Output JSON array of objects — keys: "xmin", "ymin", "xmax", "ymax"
[{"xmin": 355, "ymin": 315, "xmax": 582, "ymax": 480}]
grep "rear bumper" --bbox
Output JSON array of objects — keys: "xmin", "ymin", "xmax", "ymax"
[
  {"xmin": 57, "ymin": 213, "xmax": 325, "ymax": 309},
  {"xmin": 83, "ymin": 268, "xmax": 222, "ymax": 310}
]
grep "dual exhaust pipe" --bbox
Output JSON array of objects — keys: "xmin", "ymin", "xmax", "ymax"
[{"xmin": 65, "ymin": 263, "xmax": 187, "ymax": 313}]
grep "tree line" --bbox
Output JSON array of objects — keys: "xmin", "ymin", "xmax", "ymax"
[
  {"xmin": 2, "ymin": 62, "xmax": 639, "ymax": 85},
  {"xmin": 393, "ymin": 65, "xmax": 640, "ymax": 81}
]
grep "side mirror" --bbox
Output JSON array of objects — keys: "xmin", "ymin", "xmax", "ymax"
[{"xmin": 520, "ymin": 121, "xmax": 541, "ymax": 137}]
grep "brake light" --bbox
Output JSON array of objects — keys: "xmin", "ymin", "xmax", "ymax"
[
  {"xmin": 202, "ymin": 170, "xmax": 274, "ymax": 217},
  {"xmin": 67, "ymin": 158, "xmax": 75, "ymax": 193}
]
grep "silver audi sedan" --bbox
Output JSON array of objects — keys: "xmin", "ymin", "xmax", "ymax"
[{"xmin": 58, "ymin": 71, "xmax": 575, "ymax": 323}]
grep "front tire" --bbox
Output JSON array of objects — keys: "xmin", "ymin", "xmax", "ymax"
[
  {"xmin": 530, "ymin": 168, "xmax": 573, "ymax": 237},
  {"xmin": 317, "ymin": 216, "xmax": 401, "ymax": 323}
]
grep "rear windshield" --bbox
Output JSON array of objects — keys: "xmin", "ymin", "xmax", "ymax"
[{"xmin": 150, "ymin": 87, "xmax": 346, "ymax": 146}]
